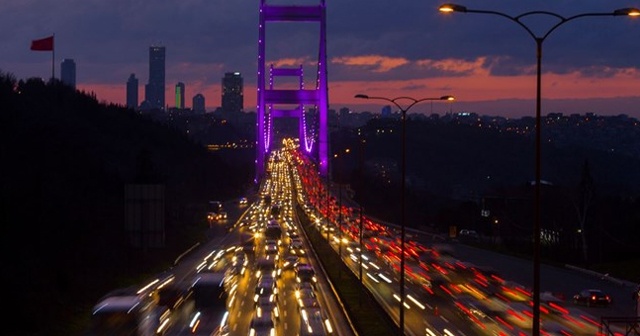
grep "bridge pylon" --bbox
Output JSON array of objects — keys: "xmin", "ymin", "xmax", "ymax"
[{"xmin": 256, "ymin": 0, "xmax": 329, "ymax": 183}]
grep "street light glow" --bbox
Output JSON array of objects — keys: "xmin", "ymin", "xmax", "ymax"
[
  {"xmin": 438, "ymin": 3, "xmax": 467, "ymax": 13},
  {"xmin": 614, "ymin": 8, "xmax": 640, "ymax": 16}
]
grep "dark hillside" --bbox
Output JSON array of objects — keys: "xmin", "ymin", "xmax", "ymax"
[
  {"xmin": 0, "ymin": 72, "xmax": 251, "ymax": 335},
  {"xmin": 340, "ymin": 117, "xmax": 640, "ymax": 269}
]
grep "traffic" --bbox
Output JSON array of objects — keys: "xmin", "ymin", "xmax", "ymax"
[{"xmin": 88, "ymin": 137, "xmax": 636, "ymax": 336}]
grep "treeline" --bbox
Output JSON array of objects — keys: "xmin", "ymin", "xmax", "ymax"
[{"xmin": 0, "ymin": 71, "xmax": 251, "ymax": 335}]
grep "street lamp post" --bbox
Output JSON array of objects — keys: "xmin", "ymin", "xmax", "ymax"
[
  {"xmin": 334, "ymin": 148, "xmax": 351, "ymax": 263},
  {"xmin": 439, "ymin": 4, "xmax": 638, "ymax": 335},
  {"xmin": 355, "ymin": 94, "xmax": 454, "ymax": 335}
]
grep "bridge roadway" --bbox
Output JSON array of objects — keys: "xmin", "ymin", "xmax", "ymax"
[{"xmin": 157, "ymin": 148, "xmax": 356, "ymax": 336}]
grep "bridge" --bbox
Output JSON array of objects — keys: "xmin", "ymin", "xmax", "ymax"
[{"xmin": 255, "ymin": 0, "xmax": 329, "ymax": 183}]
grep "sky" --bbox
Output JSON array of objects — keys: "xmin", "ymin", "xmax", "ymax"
[{"xmin": 2, "ymin": 0, "xmax": 639, "ymax": 119}]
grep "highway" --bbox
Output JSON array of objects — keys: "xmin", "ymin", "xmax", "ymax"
[
  {"xmin": 289, "ymin": 138, "xmax": 639, "ymax": 336},
  {"xmin": 90, "ymin": 139, "xmax": 638, "ymax": 336}
]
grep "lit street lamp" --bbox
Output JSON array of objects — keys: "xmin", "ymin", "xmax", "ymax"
[
  {"xmin": 354, "ymin": 93, "xmax": 454, "ymax": 335},
  {"xmin": 439, "ymin": 4, "xmax": 638, "ymax": 335}
]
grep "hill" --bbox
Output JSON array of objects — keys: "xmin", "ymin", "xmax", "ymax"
[
  {"xmin": 0, "ymin": 72, "xmax": 252, "ymax": 335},
  {"xmin": 337, "ymin": 117, "xmax": 640, "ymax": 272}
]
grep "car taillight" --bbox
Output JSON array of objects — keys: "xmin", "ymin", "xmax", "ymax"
[{"xmin": 591, "ymin": 295, "xmax": 597, "ymax": 300}]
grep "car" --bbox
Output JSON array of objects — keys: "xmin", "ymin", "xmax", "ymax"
[
  {"xmin": 256, "ymin": 300, "xmax": 280, "ymax": 321},
  {"xmin": 573, "ymin": 289, "xmax": 612, "ymax": 307},
  {"xmin": 458, "ymin": 229, "xmax": 479, "ymax": 242},
  {"xmin": 282, "ymin": 255, "xmax": 300, "ymax": 269},
  {"xmin": 239, "ymin": 197, "xmax": 248, "ymax": 205},
  {"xmin": 254, "ymin": 279, "xmax": 278, "ymax": 304},
  {"xmin": 295, "ymin": 263, "xmax": 316, "ymax": 283},
  {"xmin": 265, "ymin": 243, "xmax": 278, "ymax": 255},
  {"xmin": 295, "ymin": 287, "xmax": 316, "ymax": 301},
  {"xmin": 295, "ymin": 281, "xmax": 315, "ymax": 293},
  {"xmin": 249, "ymin": 309, "xmax": 276, "ymax": 336},
  {"xmin": 289, "ymin": 238, "xmax": 305, "ymax": 255},
  {"xmin": 300, "ymin": 307, "xmax": 331, "ymax": 335}
]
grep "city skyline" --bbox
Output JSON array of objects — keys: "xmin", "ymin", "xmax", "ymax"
[{"xmin": 2, "ymin": 0, "xmax": 639, "ymax": 118}]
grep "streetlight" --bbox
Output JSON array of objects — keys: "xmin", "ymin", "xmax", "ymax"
[
  {"xmin": 439, "ymin": 4, "xmax": 638, "ymax": 335},
  {"xmin": 355, "ymin": 93, "xmax": 455, "ymax": 335},
  {"xmin": 334, "ymin": 148, "xmax": 352, "ymax": 263}
]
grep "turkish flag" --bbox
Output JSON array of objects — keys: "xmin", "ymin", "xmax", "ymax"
[{"xmin": 30, "ymin": 35, "xmax": 54, "ymax": 51}]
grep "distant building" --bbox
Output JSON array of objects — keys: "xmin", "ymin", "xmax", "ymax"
[
  {"xmin": 193, "ymin": 93, "xmax": 206, "ymax": 113},
  {"xmin": 145, "ymin": 46, "xmax": 165, "ymax": 110},
  {"xmin": 175, "ymin": 82, "xmax": 185, "ymax": 109},
  {"xmin": 222, "ymin": 72, "xmax": 243, "ymax": 113},
  {"xmin": 381, "ymin": 105, "xmax": 392, "ymax": 118},
  {"xmin": 60, "ymin": 59, "xmax": 76, "ymax": 88},
  {"xmin": 126, "ymin": 74, "xmax": 139, "ymax": 110}
]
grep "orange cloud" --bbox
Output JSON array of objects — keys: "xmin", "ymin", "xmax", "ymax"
[
  {"xmin": 416, "ymin": 57, "xmax": 487, "ymax": 75},
  {"xmin": 332, "ymin": 55, "xmax": 409, "ymax": 72}
]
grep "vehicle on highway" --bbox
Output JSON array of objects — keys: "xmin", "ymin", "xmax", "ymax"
[
  {"xmin": 249, "ymin": 309, "xmax": 276, "ymax": 336},
  {"xmin": 297, "ymin": 290, "xmax": 320, "ymax": 311},
  {"xmin": 300, "ymin": 307, "xmax": 333, "ymax": 335},
  {"xmin": 265, "ymin": 220, "xmax": 283, "ymax": 242},
  {"xmin": 295, "ymin": 263, "xmax": 317, "ymax": 283},
  {"xmin": 458, "ymin": 229, "xmax": 479, "ymax": 242},
  {"xmin": 254, "ymin": 279, "xmax": 278, "ymax": 305},
  {"xmin": 282, "ymin": 255, "xmax": 300, "ymax": 269},
  {"xmin": 572, "ymin": 289, "xmax": 612, "ymax": 307},
  {"xmin": 256, "ymin": 256, "xmax": 278, "ymax": 279},
  {"xmin": 289, "ymin": 238, "xmax": 305, "ymax": 254},
  {"xmin": 239, "ymin": 197, "xmax": 248, "ymax": 205},
  {"xmin": 188, "ymin": 272, "xmax": 231, "ymax": 335},
  {"xmin": 156, "ymin": 281, "xmax": 196, "ymax": 332},
  {"xmin": 207, "ymin": 201, "xmax": 226, "ymax": 222},
  {"xmin": 89, "ymin": 291, "xmax": 161, "ymax": 336}
]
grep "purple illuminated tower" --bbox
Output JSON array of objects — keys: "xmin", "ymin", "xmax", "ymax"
[{"xmin": 256, "ymin": 0, "xmax": 329, "ymax": 182}]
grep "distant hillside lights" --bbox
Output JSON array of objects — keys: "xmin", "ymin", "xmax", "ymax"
[{"xmin": 207, "ymin": 140, "xmax": 254, "ymax": 151}]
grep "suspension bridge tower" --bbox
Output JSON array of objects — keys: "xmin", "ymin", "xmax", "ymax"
[{"xmin": 256, "ymin": 0, "xmax": 329, "ymax": 182}]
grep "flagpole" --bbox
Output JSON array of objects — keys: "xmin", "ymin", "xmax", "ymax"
[{"xmin": 51, "ymin": 33, "xmax": 55, "ymax": 81}]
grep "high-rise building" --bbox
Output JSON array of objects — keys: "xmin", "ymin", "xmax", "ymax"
[
  {"xmin": 175, "ymin": 82, "xmax": 185, "ymax": 109},
  {"xmin": 60, "ymin": 59, "xmax": 76, "ymax": 88},
  {"xmin": 193, "ymin": 93, "xmax": 205, "ymax": 114},
  {"xmin": 381, "ymin": 105, "xmax": 392, "ymax": 118},
  {"xmin": 222, "ymin": 72, "xmax": 243, "ymax": 113},
  {"xmin": 126, "ymin": 74, "xmax": 139, "ymax": 110},
  {"xmin": 145, "ymin": 46, "xmax": 165, "ymax": 110}
]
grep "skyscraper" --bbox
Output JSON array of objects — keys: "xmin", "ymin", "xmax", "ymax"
[
  {"xmin": 222, "ymin": 72, "xmax": 243, "ymax": 113},
  {"xmin": 193, "ymin": 93, "xmax": 205, "ymax": 114},
  {"xmin": 175, "ymin": 82, "xmax": 185, "ymax": 109},
  {"xmin": 126, "ymin": 73, "xmax": 139, "ymax": 110},
  {"xmin": 381, "ymin": 105, "xmax": 392, "ymax": 118},
  {"xmin": 60, "ymin": 59, "xmax": 76, "ymax": 88},
  {"xmin": 145, "ymin": 46, "xmax": 165, "ymax": 110}
]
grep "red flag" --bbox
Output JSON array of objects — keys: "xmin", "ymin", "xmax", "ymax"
[{"xmin": 30, "ymin": 35, "xmax": 54, "ymax": 51}]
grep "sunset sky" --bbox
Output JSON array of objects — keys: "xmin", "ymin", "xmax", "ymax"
[{"xmin": 2, "ymin": 0, "xmax": 639, "ymax": 118}]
